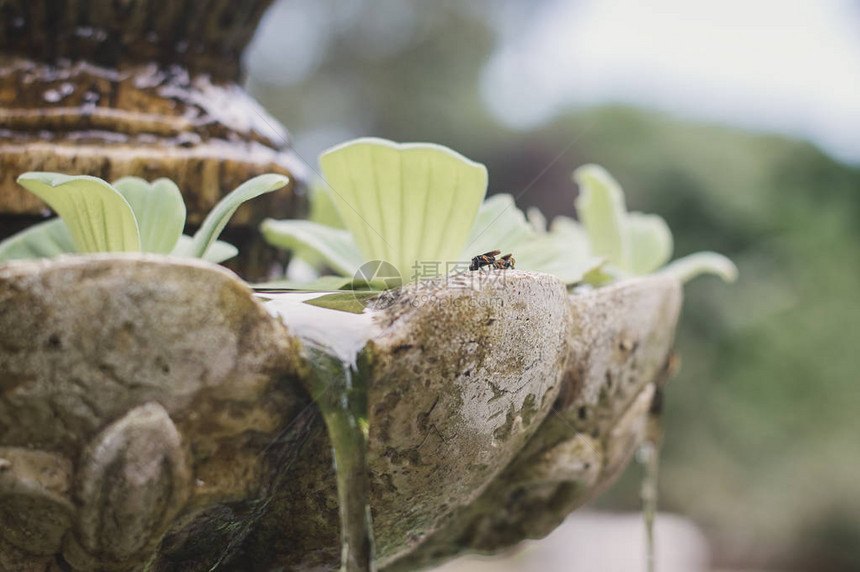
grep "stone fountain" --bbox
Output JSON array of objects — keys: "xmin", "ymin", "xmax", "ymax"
[
  {"xmin": 0, "ymin": 256, "xmax": 680, "ymax": 571},
  {"xmin": 0, "ymin": 2, "xmax": 683, "ymax": 571}
]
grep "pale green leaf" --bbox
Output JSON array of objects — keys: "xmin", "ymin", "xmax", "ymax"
[
  {"xmin": 549, "ymin": 215, "xmax": 588, "ymax": 244},
  {"xmin": 261, "ymin": 219, "xmax": 365, "ymax": 276},
  {"xmin": 582, "ymin": 262, "xmax": 616, "ymax": 286},
  {"xmin": 319, "ymin": 138, "xmax": 488, "ymax": 281},
  {"xmin": 170, "ymin": 235, "xmax": 238, "ymax": 263},
  {"xmin": 538, "ymin": 215, "xmax": 601, "ymax": 282},
  {"xmin": 303, "ymin": 291, "xmax": 379, "ymax": 314},
  {"xmin": 112, "ymin": 177, "xmax": 186, "ymax": 254},
  {"xmin": 514, "ymin": 235, "xmax": 604, "ymax": 284},
  {"xmin": 309, "ymin": 181, "xmax": 346, "ymax": 229},
  {"xmin": 660, "ymin": 252, "xmax": 738, "ymax": 283},
  {"xmin": 626, "ymin": 212, "xmax": 673, "ymax": 275},
  {"xmin": 189, "ymin": 173, "xmax": 289, "ymax": 259},
  {"xmin": 201, "ymin": 241, "xmax": 239, "ymax": 264},
  {"xmin": 16, "ymin": 172, "xmax": 140, "ymax": 253},
  {"xmin": 464, "ymin": 194, "xmax": 534, "ymax": 258},
  {"xmin": 465, "ymin": 196, "xmax": 602, "ymax": 283},
  {"xmin": 0, "ymin": 218, "xmax": 77, "ymax": 262},
  {"xmin": 527, "ymin": 206, "xmax": 547, "ymax": 233},
  {"xmin": 285, "ymin": 182, "xmax": 348, "ymax": 271},
  {"xmin": 573, "ymin": 164, "xmax": 628, "ymax": 268}
]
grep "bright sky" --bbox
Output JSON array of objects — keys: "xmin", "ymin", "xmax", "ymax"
[{"xmin": 482, "ymin": 0, "xmax": 860, "ymax": 164}]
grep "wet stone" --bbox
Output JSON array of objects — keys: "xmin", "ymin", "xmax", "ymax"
[{"xmin": 0, "ymin": 255, "xmax": 682, "ymax": 571}]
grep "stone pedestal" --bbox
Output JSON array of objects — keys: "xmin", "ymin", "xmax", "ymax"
[{"xmin": 0, "ymin": 0, "xmax": 307, "ymax": 279}]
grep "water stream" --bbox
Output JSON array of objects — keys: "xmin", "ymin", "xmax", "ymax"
[
  {"xmin": 262, "ymin": 292, "xmax": 378, "ymax": 572},
  {"xmin": 637, "ymin": 440, "xmax": 660, "ymax": 572},
  {"xmin": 306, "ymin": 349, "xmax": 376, "ymax": 572}
]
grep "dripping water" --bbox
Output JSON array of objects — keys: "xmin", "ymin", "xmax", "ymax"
[
  {"xmin": 262, "ymin": 292, "xmax": 378, "ymax": 572},
  {"xmin": 305, "ymin": 349, "xmax": 376, "ymax": 572},
  {"xmin": 637, "ymin": 440, "xmax": 660, "ymax": 572},
  {"xmin": 637, "ymin": 375, "xmax": 671, "ymax": 572}
]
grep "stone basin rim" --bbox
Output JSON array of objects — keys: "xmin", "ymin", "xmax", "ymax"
[
  {"xmin": 0, "ymin": 252, "xmax": 683, "ymax": 342},
  {"xmin": 0, "ymin": 251, "xmax": 683, "ymax": 321},
  {"xmin": 0, "ymin": 253, "xmax": 682, "ymax": 570}
]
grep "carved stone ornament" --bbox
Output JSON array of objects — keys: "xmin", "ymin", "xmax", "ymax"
[{"xmin": 0, "ymin": 255, "xmax": 681, "ymax": 570}]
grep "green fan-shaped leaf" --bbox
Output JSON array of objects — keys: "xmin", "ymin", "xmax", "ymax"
[
  {"xmin": 0, "ymin": 218, "xmax": 77, "ymax": 262},
  {"xmin": 319, "ymin": 138, "xmax": 488, "ymax": 281},
  {"xmin": 549, "ymin": 215, "xmax": 587, "ymax": 239},
  {"xmin": 16, "ymin": 172, "xmax": 140, "ymax": 253},
  {"xmin": 464, "ymin": 194, "xmax": 534, "ymax": 258},
  {"xmin": 521, "ymin": 214, "xmax": 599, "ymax": 283},
  {"xmin": 170, "ymin": 235, "xmax": 238, "ymax": 263},
  {"xmin": 527, "ymin": 206, "xmax": 547, "ymax": 233},
  {"xmin": 280, "ymin": 182, "xmax": 349, "ymax": 272},
  {"xmin": 189, "ymin": 174, "xmax": 289, "ymax": 259},
  {"xmin": 626, "ymin": 212, "xmax": 673, "ymax": 275},
  {"xmin": 573, "ymin": 164, "xmax": 628, "ymax": 269},
  {"xmin": 514, "ymin": 234, "xmax": 603, "ymax": 285},
  {"xmin": 113, "ymin": 177, "xmax": 186, "ymax": 254},
  {"xmin": 463, "ymin": 195, "xmax": 601, "ymax": 283},
  {"xmin": 309, "ymin": 181, "xmax": 346, "ymax": 229},
  {"xmin": 261, "ymin": 219, "xmax": 365, "ymax": 276},
  {"xmin": 660, "ymin": 252, "xmax": 738, "ymax": 283}
]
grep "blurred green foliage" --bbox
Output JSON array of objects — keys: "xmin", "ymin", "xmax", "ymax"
[
  {"xmin": 579, "ymin": 109, "xmax": 860, "ymax": 572},
  {"xmin": 246, "ymin": 2, "xmax": 860, "ymax": 568}
]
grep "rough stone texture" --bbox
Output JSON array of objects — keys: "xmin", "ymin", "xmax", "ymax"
[
  {"xmin": 239, "ymin": 271, "xmax": 572, "ymax": 571},
  {"xmin": 0, "ymin": 448, "xmax": 74, "ymax": 556},
  {"xmin": 370, "ymin": 272, "xmax": 570, "ymax": 565},
  {"xmin": 0, "ymin": 0, "xmax": 308, "ymax": 279},
  {"xmin": 387, "ymin": 277, "xmax": 682, "ymax": 571},
  {"xmin": 64, "ymin": 403, "xmax": 191, "ymax": 571},
  {"xmin": 0, "ymin": 256, "xmax": 683, "ymax": 571},
  {"xmin": 0, "ymin": 59, "xmax": 306, "ymax": 226},
  {"xmin": 0, "ymin": 255, "xmax": 310, "ymax": 571}
]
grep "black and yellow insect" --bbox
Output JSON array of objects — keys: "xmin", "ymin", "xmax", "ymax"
[
  {"xmin": 469, "ymin": 250, "xmax": 515, "ymax": 271},
  {"xmin": 491, "ymin": 252, "xmax": 515, "ymax": 270},
  {"xmin": 469, "ymin": 249, "xmax": 500, "ymax": 271}
]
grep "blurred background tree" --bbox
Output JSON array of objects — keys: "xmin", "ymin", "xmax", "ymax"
[{"xmin": 243, "ymin": 1, "xmax": 860, "ymax": 569}]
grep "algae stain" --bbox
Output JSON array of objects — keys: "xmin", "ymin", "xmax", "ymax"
[
  {"xmin": 305, "ymin": 348, "xmax": 376, "ymax": 572},
  {"xmin": 520, "ymin": 393, "xmax": 538, "ymax": 426}
]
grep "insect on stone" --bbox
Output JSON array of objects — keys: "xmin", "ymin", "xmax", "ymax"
[{"xmin": 469, "ymin": 250, "xmax": 515, "ymax": 271}]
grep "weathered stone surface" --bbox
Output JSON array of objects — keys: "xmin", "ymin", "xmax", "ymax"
[
  {"xmin": 0, "ymin": 448, "xmax": 74, "ymax": 556},
  {"xmin": 0, "ymin": 255, "xmax": 310, "ymax": 571},
  {"xmin": 0, "ymin": 256, "xmax": 683, "ymax": 571},
  {"xmin": 387, "ymin": 277, "xmax": 682, "ymax": 571},
  {"xmin": 242, "ymin": 271, "xmax": 572, "ymax": 570},
  {"xmin": 370, "ymin": 272, "xmax": 571, "ymax": 561},
  {"xmin": 65, "ymin": 402, "xmax": 191, "ymax": 570}
]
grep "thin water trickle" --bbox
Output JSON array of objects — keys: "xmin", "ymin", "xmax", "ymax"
[
  {"xmin": 307, "ymin": 351, "xmax": 376, "ymax": 572},
  {"xmin": 261, "ymin": 292, "xmax": 378, "ymax": 572},
  {"xmin": 637, "ymin": 440, "xmax": 660, "ymax": 572}
]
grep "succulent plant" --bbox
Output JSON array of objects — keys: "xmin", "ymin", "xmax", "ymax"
[
  {"xmin": 261, "ymin": 137, "xmax": 737, "ymax": 289},
  {"xmin": 0, "ymin": 173, "xmax": 289, "ymax": 264}
]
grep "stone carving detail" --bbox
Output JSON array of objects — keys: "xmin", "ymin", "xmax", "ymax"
[
  {"xmin": 63, "ymin": 403, "xmax": 191, "ymax": 570},
  {"xmin": 0, "ymin": 256, "xmax": 682, "ymax": 571},
  {"xmin": 0, "ymin": 448, "xmax": 74, "ymax": 556}
]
